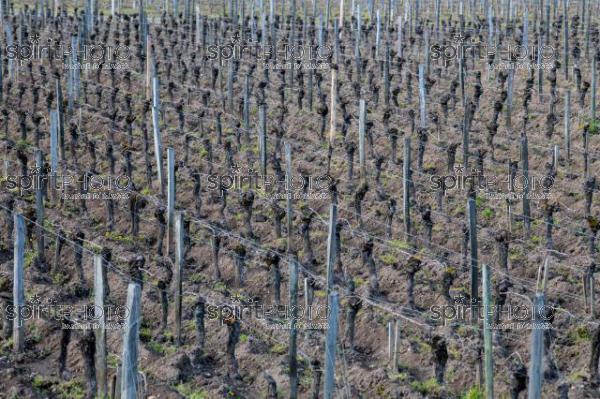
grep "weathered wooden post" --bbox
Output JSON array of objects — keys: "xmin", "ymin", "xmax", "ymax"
[
  {"xmin": 527, "ymin": 259, "xmax": 549, "ymax": 399},
  {"xmin": 94, "ymin": 254, "xmax": 107, "ymax": 398},
  {"xmin": 13, "ymin": 213, "xmax": 25, "ymax": 353},
  {"xmin": 482, "ymin": 263, "xmax": 493, "ymax": 399},
  {"xmin": 289, "ymin": 254, "xmax": 299, "ymax": 399},
  {"xmin": 564, "ymin": 90, "xmax": 571, "ymax": 163},
  {"xmin": 243, "ymin": 75, "xmax": 250, "ymax": 132},
  {"xmin": 397, "ymin": 16, "xmax": 403, "ymax": 58},
  {"xmin": 384, "ymin": 47, "xmax": 390, "ymax": 107},
  {"xmin": 227, "ymin": 59, "xmax": 234, "ymax": 111},
  {"xmin": 55, "ymin": 78, "xmax": 65, "ymax": 160},
  {"xmin": 166, "ymin": 147, "xmax": 175, "ymax": 257},
  {"xmin": 152, "ymin": 105, "xmax": 165, "ymax": 197},
  {"xmin": 375, "ymin": 10, "xmax": 380, "ymax": 59},
  {"xmin": 388, "ymin": 321, "xmax": 393, "ymax": 361},
  {"xmin": 326, "ymin": 203, "xmax": 337, "ymax": 292},
  {"xmin": 562, "ymin": 0, "xmax": 569, "ymax": 80},
  {"xmin": 35, "ymin": 150, "xmax": 45, "ymax": 269},
  {"xmin": 120, "ymin": 283, "xmax": 141, "ymax": 399},
  {"xmin": 462, "ymin": 101, "xmax": 471, "ymax": 171},
  {"xmin": 418, "ymin": 64, "xmax": 427, "ymax": 128},
  {"xmin": 468, "ymin": 197, "xmax": 478, "ymax": 321},
  {"xmin": 174, "ymin": 211, "xmax": 184, "ymax": 347},
  {"xmin": 329, "ymin": 68, "xmax": 337, "ymax": 145},
  {"xmin": 592, "ymin": 58, "xmax": 597, "ymax": 121},
  {"xmin": 506, "ymin": 69, "xmax": 514, "ymax": 128},
  {"xmin": 324, "ymin": 291, "xmax": 339, "ymax": 399},
  {"xmin": 403, "ymin": 138, "xmax": 411, "ymax": 242},
  {"xmin": 392, "ymin": 319, "xmax": 400, "ymax": 370},
  {"xmin": 285, "ymin": 142, "xmax": 293, "ymax": 254},
  {"xmin": 50, "ymin": 111, "xmax": 58, "ymax": 199},
  {"xmin": 521, "ymin": 135, "xmax": 531, "ymax": 238},
  {"xmin": 259, "ymin": 103, "xmax": 267, "ymax": 176},
  {"xmin": 358, "ymin": 99, "xmax": 366, "ymax": 181}
]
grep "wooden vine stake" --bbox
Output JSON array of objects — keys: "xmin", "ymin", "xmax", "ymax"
[
  {"xmin": 289, "ymin": 254, "xmax": 299, "ymax": 399},
  {"xmin": 482, "ymin": 263, "xmax": 493, "ymax": 399},
  {"xmin": 35, "ymin": 150, "xmax": 45, "ymax": 269},
  {"xmin": 326, "ymin": 203, "xmax": 338, "ymax": 292},
  {"xmin": 564, "ymin": 90, "xmax": 571, "ymax": 164},
  {"xmin": 285, "ymin": 142, "xmax": 293, "ymax": 254},
  {"xmin": 468, "ymin": 197, "xmax": 478, "ymax": 321},
  {"xmin": 50, "ymin": 110, "xmax": 59, "ymax": 200},
  {"xmin": 358, "ymin": 99, "xmax": 366, "ymax": 181},
  {"xmin": 166, "ymin": 147, "xmax": 176, "ymax": 257},
  {"xmin": 329, "ymin": 68, "xmax": 337, "ymax": 146},
  {"xmin": 527, "ymin": 257, "xmax": 550, "ymax": 399},
  {"xmin": 418, "ymin": 64, "xmax": 427, "ymax": 129},
  {"xmin": 403, "ymin": 138, "xmax": 411, "ymax": 242},
  {"xmin": 94, "ymin": 254, "xmax": 108, "ymax": 398},
  {"xmin": 174, "ymin": 211, "xmax": 184, "ymax": 347},
  {"xmin": 323, "ymin": 291, "xmax": 339, "ymax": 399},
  {"xmin": 151, "ymin": 91, "xmax": 165, "ymax": 197},
  {"xmin": 592, "ymin": 58, "xmax": 597, "ymax": 122},
  {"xmin": 259, "ymin": 103, "xmax": 267, "ymax": 176},
  {"xmin": 121, "ymin": 283, "xmax": 141, "ymax": 399},
  {"xmin": 521, "ymin": 135, "xmax": 531, "ymax": 238},
  {"xmin": 13, "ymin": 213, "xmax": 25, "ymax": 353}
]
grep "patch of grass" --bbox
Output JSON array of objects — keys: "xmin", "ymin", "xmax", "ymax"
[
  {"xmin": 448, "ymin": 343, "xmax": 461, "ymax": 360},
  {"xmin": 24, "ymin": 250, "xmax": 37, "ymax": 268},
  {"xmin": 147, "ymin": 340, "xmax": 167, "ymax": 355},
  {"xmin": 213, "ymin": 281, "xmax": 227, "ymax": 293},
  {"xmin": 388, "ymin": 239, "xmax": 411, "ymax": 251},
  {"xmin": 389, "ymin": 372, "xmax": 409, "ymax": 382},
  {"xmin": 566, "ymin": 325, "xmax": 591, "ymax": 344},
  {"xmin": 270, "ymin": 343, "xmax": 287, "ymax": 355},
  {"xmin": 107, "ymin": 353, "xmax": 119, "ymax": 368},
  {"xmin": 0, "ymin": 338, "xmax": 13, "ymax": 355},
  {"xmin": 139, "ymin": 327, "xmax": 152, "ymax": 343},
  {"xmin": 189, "ymin": 273, "xmax": 206, "ymax": 284},
  {"xmin": 28, "ymin": 325, "xmax": 42, "ymax": 344},
  {"xmin": 55, "ymin": 380, "xmax": 85, "ymax": 399},
  {"xmin": 568, "ymin": 370, "xmax": 588, "ymax": 382},
  {"xmin": 462, "ymin": 386, "xmax": 484, "ymax": 399},
  {"xmin": 16, "ymin": 139, "xmax": 31, "ymax": 149},
  {"xmin": 32, "ymin": 375, "xmax": 53, "ymax": 391},
  {"xmin": 508, "ymin": 247, "xmax": 523, "ymax": 262},
  {"xmin": 410, "ymin": 378, "xmax": 440, "ymax": 395},
  {"xmin": 379, "ymin": 253, "xmax": 397, "ymax": 266},
  {"xmin": 175, "ymin": 383, "xmax": 208, "ymax": 399},
  {"xmin": 481, "ymin": 208, "xmax": 494, "ymax": 219},
  {"xmin": 354, "ymin": 277, "xmax": 365, "ymax": 287},
  {"xmin": 240, "ymin": 333, "xmax": 249, "ymax": 343},
  {"xmin": 587, "ymin": 118, "xmax": 600, "ymax": 135},
  {"xmin": 104, "ymin": 231, "xmax": 135, "ymax": 244}
]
